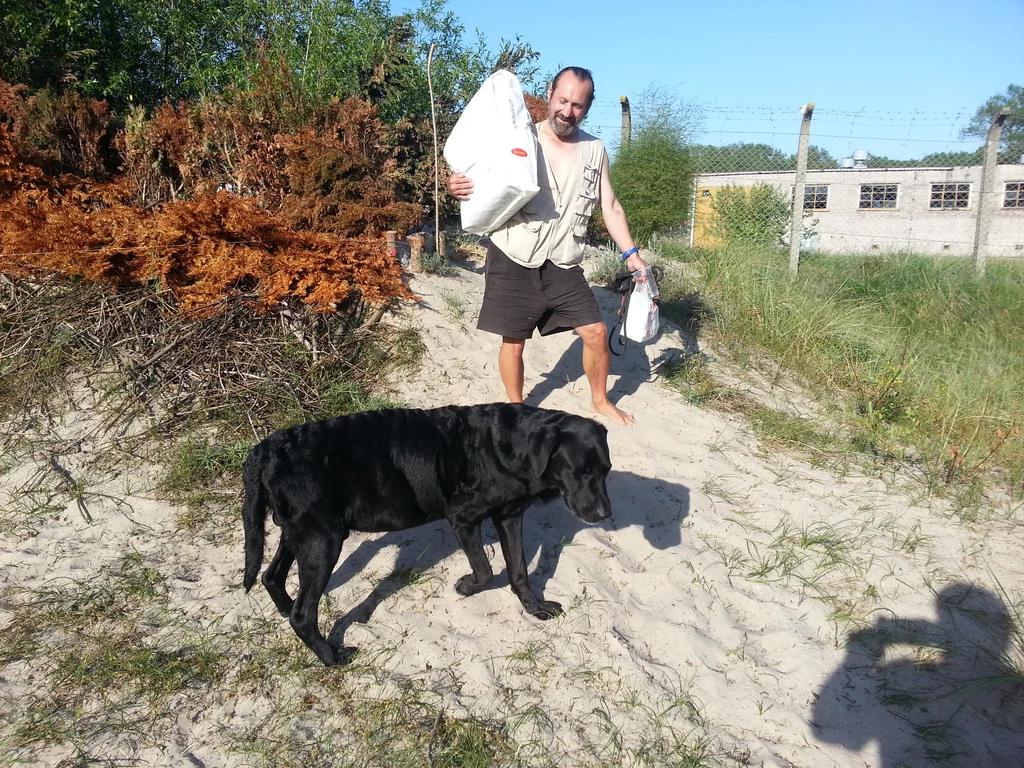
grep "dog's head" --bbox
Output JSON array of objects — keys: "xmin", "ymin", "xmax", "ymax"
[{"xmin": 542, "ymin": 414, "xmax": 613, "ymax": 524}]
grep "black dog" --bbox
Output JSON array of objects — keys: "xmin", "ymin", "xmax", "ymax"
[{"xmin": 241, "ymin": 403, "xmax": 613, "ymax": 666}]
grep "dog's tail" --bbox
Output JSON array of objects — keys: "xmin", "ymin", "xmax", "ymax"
[{"xmin": 241, "ymin": 446, "xmax": 268, "ymax": 592}]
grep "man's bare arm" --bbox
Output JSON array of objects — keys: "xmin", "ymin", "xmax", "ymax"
[{"xmin": 598, "ymin": 150, "xmax": 648, "ymax": 273}]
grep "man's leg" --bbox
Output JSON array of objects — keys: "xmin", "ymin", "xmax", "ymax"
[
  {"xmin": 499, "ymin": 336, "xmax": 527, "ymax": 403},
  {"xmin": 576, "ymin": 321, "xmax": 635, "ymax": 426}
]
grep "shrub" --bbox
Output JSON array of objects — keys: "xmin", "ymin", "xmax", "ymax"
[
  {"xmin": 610, "ymin": 86, "xmax": 696, "ymax": 246},
  {"xmin": 710, "ymin": 184, "xmax": 791, "ymax": 249}
]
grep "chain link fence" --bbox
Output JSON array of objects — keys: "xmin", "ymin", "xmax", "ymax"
[{"xmin": 683, "ymin": 103, "xmax": 1023, "ymax": 270}]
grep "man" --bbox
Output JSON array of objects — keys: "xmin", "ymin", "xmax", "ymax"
[{"xmin": 449, "ymin": 66, "xmax": 649, "ymax": 426}]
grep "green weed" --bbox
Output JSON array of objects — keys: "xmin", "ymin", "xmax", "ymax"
[{"xmin": 438, "ymin": 287, "xmax": 470, "ymax": 323}]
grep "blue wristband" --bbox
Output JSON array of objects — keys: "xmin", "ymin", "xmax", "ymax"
[{"xmin": 621, "ymin": 247, "xmax": 639, "ymax": 261}]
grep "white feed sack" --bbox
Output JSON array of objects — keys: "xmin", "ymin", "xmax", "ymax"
[{"xmin": 443, "ymin": 70, "xmax": 539, "ymax": 235}]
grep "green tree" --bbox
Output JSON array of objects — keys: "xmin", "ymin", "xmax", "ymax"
[
  {"xmin": 959, "ymin": 84, "xmax": 1023, "ymax": 163},
  {"xmin": 610, "ymin": 85, "xmax": 697, "ymax": 246},
  {"xmin": 691, "ymin": 142, "xmax": 835, "ymax": 172},
  {"xmin": 868, "ymin": 149, "xmax": 985, "ymax": 168},
  {"xmin": 806, "ymin": 145, "xmax": 837, "ymax": 169},
  {"xmin": 0, "ymin": 0, "xmax": 252, "ymax": 107},
  {"xmin": 0, "ymin": 0, "xmax": 503, "ymax": 117}
]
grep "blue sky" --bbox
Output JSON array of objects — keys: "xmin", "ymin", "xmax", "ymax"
[{"xmin": 394, "ymin": 0, "xmax": 1023, "ymax": 161}]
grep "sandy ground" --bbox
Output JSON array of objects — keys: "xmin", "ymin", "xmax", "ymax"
[{"xmin": 2, "ymin": 255, "xmax": 1022, "ymax": 767}]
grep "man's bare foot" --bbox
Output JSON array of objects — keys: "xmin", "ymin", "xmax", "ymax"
[{"xmin": 591, "ymin": 399, "xmax": 636, "ymax": 426}]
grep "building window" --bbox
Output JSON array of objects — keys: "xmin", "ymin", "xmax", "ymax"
[
  {"xmin": 1006, "ymin": 182, "xmax": 1024, "ymax": 208},
  {"xmin": 804, "ymin": 184, "xmax": 829, "ymax": 210},
  {"xmin": 859, "ymin": 184, "xmax": 898, "ymax": 209},
  {"xmin": 930, "ymin": 183, "xmax": 970, "ymax": 209}
]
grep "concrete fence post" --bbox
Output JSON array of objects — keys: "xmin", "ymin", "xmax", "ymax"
[
  {"xmin": 408, "ymin": 234, "xmax": 424, "ymax": 273},
  {"xmin": 788, "ymin": 102, "xmax": 814, "ymax": 275},
  {"xmin": 973, "ymin": 107, "xmax": 1011, "ymax": 275},
  {"xmin": 620, "ymin": 96, "xmax": 631, "ymax": 150}
]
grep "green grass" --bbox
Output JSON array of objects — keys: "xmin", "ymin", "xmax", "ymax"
[
  {"xmin": 749, "ymin": 409, "xmax": 837, "ymax": 456},
  {"xmin": 0, "ymin": 552, "xmax": 232, "ymax": 763},
  {"xmin": 161, "ymin": 437, "xmax": 251, "ymax": 531},
  {"xmin": 656, "ymin": 243, "xmax": 1024, "ymax": 506},
  {"xmin": 659, "ymin": 355, "xmax": 737, "ymax": 409},
  {"xmin": 421, "ymin": 249, "xmax": 461, "ymax": 276},
  {"xmin": 438, "ymin": 287, "xmax": 470, "ymax": 323}
]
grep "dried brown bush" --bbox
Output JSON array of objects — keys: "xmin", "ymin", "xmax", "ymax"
[
  {"xmin": 524, "ymin": 93, "xmax": 547, "ymax": 124},
  {"xmin": 2, "ymin": 85, "xmax": 118, "ymax": 180},
  {"xmin": 1, "ymin": 68, "xmax": 421, "ymax": 315},
  {"xmin": 278, "ymin": 97, "xmax": 419, "ymax": 235},
  {"xmin": 0, "ymin": 189, "xmax": 414, "ymax": 313},
  {"xmin": 0, "ymin": 81, "xmax": 46, "ymax": 194}
]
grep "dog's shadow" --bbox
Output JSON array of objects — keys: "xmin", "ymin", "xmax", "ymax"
[{"xmin": 325, "ymin": 469, "xmax": 689, "ymax": 643}]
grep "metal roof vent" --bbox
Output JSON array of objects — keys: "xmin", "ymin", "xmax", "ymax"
[
  {"xmin": 840, "ymin": 157, "xmax": 855, "ymax": 169},
  {"xmin": 852, "ymin": 149, "xmax": 870, "ymax": 169}
]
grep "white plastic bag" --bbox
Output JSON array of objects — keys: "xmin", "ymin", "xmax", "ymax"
[
  {"xmin": 621, "ymin": 267, "xmax": 660, "ymax": 343},
  {"xmin": 443, "ymin": 70, "xmax": 539, "ymax": 235}
]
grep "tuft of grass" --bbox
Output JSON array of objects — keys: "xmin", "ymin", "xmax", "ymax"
[
  {"xmin": 660, "ymin": 354, "xmax": 758, "ymax": 414},
  {"xmin": 503, "ymin": 640, "xmax": 556, "ymax": 676},
  {"xmin": 0, "ymin": 552, "xmax": 165, "ymax": 664},
  {"xmin": 421, "ymin": 250, "xmax": 460, "ymax": 276},
  {"xmin": 224, "ymin": 679, "xmax": 519, "ymax": 768},
  {"xmin": 161, "ymin": 437, "xmax": 251, "ymax": 531},
  {"xmin": 303, "ymin": 377, "xmax": 404, "ymax": 423},
  {"xmin": 51, "ymin": 632, "xmax": 226, "ymax": 701},
  {"xmin": 0, "ymin": 553, "xmax": 231, "ymax": 765},
  {"xmin": 750, "ymin": 409, "xmax": 836, "ymax": 454},
  {"xmin": 438, "ymin": 287, "xmax": 470, "ymax": 323},
  {"xmin": 164, "ymin": 439, "xmax": 251, "ymax": 494}
]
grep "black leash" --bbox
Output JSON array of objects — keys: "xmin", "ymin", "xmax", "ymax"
[{"xmin": 608, "ymin": 265, "xmax": 663, "ymax": 356}]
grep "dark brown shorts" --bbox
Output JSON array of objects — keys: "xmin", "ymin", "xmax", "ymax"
[{"xmin": 476, "ymin": 243, "xmax": 603, "ymax": 339}]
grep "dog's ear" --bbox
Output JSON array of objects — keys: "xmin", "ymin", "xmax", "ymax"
[{"xmin": 527, "ymin": 422, "xmax": 563, "ymax": 480}]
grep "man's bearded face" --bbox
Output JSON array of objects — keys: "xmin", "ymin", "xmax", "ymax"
[{"xmin": 547, "ymin": 74, "xmax": 592, "ymax": 138}]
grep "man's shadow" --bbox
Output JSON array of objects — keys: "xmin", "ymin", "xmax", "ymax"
[
  {"xmin": 812, "ymin": 582, "xmax": 1024, "ymax": 766},
  {"xmin": 524, "ymin": 335, "xmax": 654, "ymax": 406},
  {"xmin": 324, "ymin": 470, "xmax": 690, "ymax": 646},
  {"xmin": 524, "ymin": 283, "xmax": 705, "ymax": 407}
]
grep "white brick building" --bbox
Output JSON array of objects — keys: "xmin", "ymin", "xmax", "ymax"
[{"xmin": 692, "ymin": 165, "xmax": 1024, "ymax": 258}]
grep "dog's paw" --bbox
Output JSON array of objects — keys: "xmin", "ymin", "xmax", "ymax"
[
  {"xmin": 455, "ymin": 574, "xmax": 489, "ymax": 596},
  {"xmin": 529, "ymin": 600, "xmax": 563, "ymax": 620}
]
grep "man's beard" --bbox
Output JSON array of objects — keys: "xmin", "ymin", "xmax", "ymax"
[{"xmin": 549, "ymin": 114, "xmax": 578, "ymax": 137}]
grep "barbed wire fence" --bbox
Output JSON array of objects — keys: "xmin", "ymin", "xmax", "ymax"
[{"xmin": 586, "ymin": 97, "xmax": 1023, "ymax": 274}]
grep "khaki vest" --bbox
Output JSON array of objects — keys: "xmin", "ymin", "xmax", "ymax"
[{"xmin": 489, "ymin": 127, "xmax": 604, "ymax": 268}]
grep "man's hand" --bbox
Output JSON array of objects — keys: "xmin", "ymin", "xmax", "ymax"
[
  {"xmin": 448, "ymin": 173, "xmax": 474, "ymax": 201},
  {"xmin": 624, "ymin": 252, "xmax": 649, "ymax": 277}
]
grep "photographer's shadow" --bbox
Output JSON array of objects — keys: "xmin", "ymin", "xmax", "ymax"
[
  {"xmin": 812, "ymin": 583, "xmax": 1024, "ymax": 766},
  {"xmin": 324, "ymin": 469, "xmax": 690, "ymax": 644}
]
